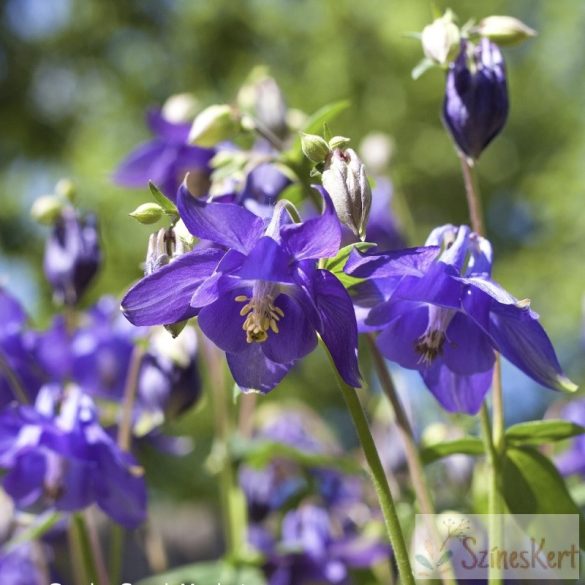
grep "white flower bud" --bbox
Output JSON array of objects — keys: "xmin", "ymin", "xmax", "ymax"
[
  {"xmin": 321, "ymin": 148, "xmax": 372, "ymax": 240},
  {"xmin": 188, "ymin": 104, "xmax": 240, "ymax": 147},
  {"xmin": 421, "ymin": 12, "xmax": 460, "ymax": 65},
  {"xmin": 477, "ymin": 15, "xmax": 537, "ymax": 46},
  {"xmin": 31, "ymin": 195, "xmax": 65, "ymax": 225},
  {"xmin": 162, "ymin": 93, "xmax": 200, "ymax": 123},
  {"xmin": 55, "ymin": 178, "xmax": 76, "ymax": 202}
]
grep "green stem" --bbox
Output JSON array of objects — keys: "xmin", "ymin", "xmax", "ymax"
[
  {"xmin": 321, "ymin": 342, "xmax": 415, "ymax": 585},
  {"xmin": 460, "ymin": 153, "xmax": 505, "ymax": 585},
  {"xmin": 366, "ymin": 334, "xmax": 457, "ymax": 585},
  {"xmin": 72, "ymin": 514, "xmax": 101, "ymax": 584},
  {"xmin": 108, "ymin": 524, "xmax": 124, "ymax": 585}
]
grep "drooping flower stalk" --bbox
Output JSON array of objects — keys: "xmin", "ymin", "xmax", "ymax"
[{"xmin": 320, "ymin": 340, "xmax": 416, "ymax": 585}]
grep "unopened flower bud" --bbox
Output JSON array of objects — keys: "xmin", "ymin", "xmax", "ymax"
[
  {"xmin": 129, "ymin": 202, "xmax": 164, "ymax": 224},
  {"xmin": 44, "ymin": 209, "xmax": 101, "ymax": 305},
  {"xmin": 477, "ymin": 16, "xmax": 536, "ymax": 46},
  {"xmin": 55, "ymin": 178, "xmax": 76, "ymax": 202},
  {"xmin": 162, "ymin": 93, "xmax": 200, "ymax": 124},
  {"xmin": 300, "ymin": 133, "xmax": 331, "ymax": 164},
  {"xmin": 443, "ymin": 39, "xmax": 508, "ymax": 160},
  {"xmin": 321, "ymin": 148, "xmax": 372, "ymax": 240},
  {"xmin": 188, "ymin": 104, "xmax": 240, "ymax": 147},
  {"xmin": 329, "ymin": 135, "xmax": 351, "ymax": 150},
  {"xmin": 421, "ymin": 11, "xmax": 460, "ymax": 65},
  {"xmin": 31, "ymin": 195, "xmax": 65, "ymax": 225},
  {"xmin": 144, "ymin": 227, "xmax": 189, "ymax": 277}
]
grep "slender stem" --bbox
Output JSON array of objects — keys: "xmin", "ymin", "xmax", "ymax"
[
  {"xmin": 366, "ymin": 334, "xmax": 457, "ymax": 585},
  {"xmin": 201, "ymin": 336, "xmax": 247, "ymax": 559},
  {"xmin": 0, "ymin": 353, "xmax": 30, "ymax": 404},
  {"xmin": 321, "ymin": 342, "xmax": 415, "ymax": 585},
  {"xmin": 108, "ymin": 524, "xmax": 124, "ymax": 584},
  {"xmin": 460, "ymin": 153, "xmax": 505, "ymax": 585},
  {"xmin": 73, "ymin": 513, "xmax": 104, "ymax": 585},
  {"xmin": 118, "ymin": 344, "xmax": 146, "ymax": 452}
]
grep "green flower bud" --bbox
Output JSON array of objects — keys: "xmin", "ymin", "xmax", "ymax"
[
  {"xmin": 321, "ymin": 147, "xmax": 372, "ymax": 240},
  {"xmin": 55, "ymin": 178, "xmax": 76, "ymax": 202},
  {"xmin": 188, "ymin": 104, "xmax": 240, "ymax": 147},
  {"xmin": 421, "ymin": 11, "xmax": 460, "ymax": 65},
  {"xmin": 328, "ymin": 135, "xmax": 351, "ymax": 150},
  {"xmin": 30, "ymin": 195, "xmax": 65, "ymax": 225},
  {"xmin": 477, "ymin": 15, "xmax": 537, "ymax": 46},
  {"xmin": 300, "ymin": 133, "xmax": 331, "ymax": 164},
  {"xmin": 129, "ymin": 202, "xmax": 164, "ymax": 224}
]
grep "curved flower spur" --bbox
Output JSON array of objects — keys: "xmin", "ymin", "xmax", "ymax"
[
  {"xmin": 122, "ymin": 185, "xmax": 361, "ymax": 393},
  {"xmin": 345, "ymin": 224, "xmax": 576, "ymax": 414}
]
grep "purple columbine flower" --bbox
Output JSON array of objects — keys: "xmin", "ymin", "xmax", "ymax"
[
  {"xmin": 256, "ymin": 504, "xmax": 389, "ymax": 585},
  {"xmin": 0, "ymin": 543, "xmax": 46, "ymax": 585},
  {"xmin": 346, "ymin": 224, "xmax": 575, "ymax": 414},
  {"xmin": 556, "ymin": 399, "xmax": 585, "ymax": 477},
  {"xmin": 443, "ymin": 39, "xmax": 509, "ymax": 160},
  {"xmin": 0, "ymin": 384, "xmax": 147, "ymax": 528},
  {"xmin": 113, "ymin": 109, "xmax": 215, "ymax": 202},
  {"xmin": 122, "ymin": 186, "xmax": 361, "ymax": 393},
  {"xmin": 43, "ymin": 208, "xmax": 101, "ymax": 306}
]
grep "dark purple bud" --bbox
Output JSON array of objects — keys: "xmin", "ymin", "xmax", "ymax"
[
  {"xmin": 442, "ymin": 39, "xmax": 509, "ymax": 160},
  {"xmin": 43, "ymin": 209, "xmax": 101, "ymax": 306}
]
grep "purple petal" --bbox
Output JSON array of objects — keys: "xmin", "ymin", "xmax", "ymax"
[
  {"xmin": 280, "ymin": 187, "xmax": 342, "ymax": 261},
  {"xmin": 226, "ymin": 344, "xmax": 293, "ymax": 393},
  {"xmin": 311, "ymin": 270, "xmax": 361, "ymax": 387},
  {"xmin": 376, "ymin": 305, "xmax": 429, "ymax": 369},
  {"xmin": 443, "ymin": 312, "xmax": 495, "ymax": 375},
  {"xmin": 3, "ymin": 451, "xmax": 46, "ymax": 507},
  {"xmin": 345, "ymin": 245, "xmax": 440, "ymax": 279},
  {"xmin": 236, "ymin": 237, "xmax": 295, "ymax": 283},
  {"xmin": 0, "ymin": 289, "xmax": 27, "ymax": 332},
  {"xmin": 261, "ymin": 294, "xmax": 317, "ymax": 363},
  {"xmin": 121, "ymin": 248, "xmax": 224, "ymax": 326},
  {"xmin": 422, "ymin": 362, "xmax": 493, "ymax": 415},
  {"xmin": 197, "ymin": 291, "xmax": 251, "ymax": 354},
  {"xmin": 463, "ymin": 284, "xmax": 575, "ymax": 392},
  {"xmin": 177, "ymin": 185, "xmax": 265, "ymax": 253},
  {"xmin": 146, "ymin": 108, "xmax": 191, "ymax": 142},
  {"xmin": 113, "ymin": 141, "xmax": 171, "ymax": 187}
]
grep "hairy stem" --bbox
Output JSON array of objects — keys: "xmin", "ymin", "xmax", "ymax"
[
  {"xmin": 366, "ymin": 334, "xmax": 457, "ymax": 585},
  {"xmin": 322, "ymin": 342, "xmax": 415, "ymax": 585}
]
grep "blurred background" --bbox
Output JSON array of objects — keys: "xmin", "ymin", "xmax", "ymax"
[{"xmin": 0, "ymin": 0, "xmax": 584, "ymax": 577}]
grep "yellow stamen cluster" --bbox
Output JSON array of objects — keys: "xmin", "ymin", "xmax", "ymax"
[{"xmin": 235, "ymin": 294, "xmax": 285, "ymax": 343}]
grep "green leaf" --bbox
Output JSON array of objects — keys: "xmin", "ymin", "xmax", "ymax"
[
  {"xmin": 506, "ymin": 419, "xmax": 585, "ymax": 446},
  {"xmin": 301, "ymin": 100, "xmax": 350, "ymax": 136},
  {"xmin": 437, "ymin": 549, "xmax": 453, "ymax": 566},
  {"xmin": 324, "ymin": 242, "xmax": 376, "ymax": 275},
  {"xmin": 502, "ymin": 447, "xmax": 585, "ymax": 550},
  {"xmin": 137, "ymin": 560, "xmax": 266, "ymax": 585},
  {"xmin": 148, "ymin": 181, "xmax": 178, "ymax": 213},
  {"xmin": 420, "ymin": 437, "xmax": 484, "ymax": 465},
  {"xmin": 231, "ymin": 437, "xmax": 363, "ymax": 475},
  {"xmin": 415, "ymin": 554, "xmax": 435, "ymax": 571},
  {"xmin": 411, "ymin": 57, "xmax": 435, "ymax": 80}
]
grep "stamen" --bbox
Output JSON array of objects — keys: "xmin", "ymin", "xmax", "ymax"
[
  {"xmin": 235, "ymin": 286, "xmax": 284, "ymax": 343},
  {"xmin": 414, "ymin": 306, "xmax": 455, "ymax": 366}
]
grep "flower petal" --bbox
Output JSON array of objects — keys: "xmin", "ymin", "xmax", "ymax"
[
  {"xmin": 113, "ymin": 141, "xmax": 172, "ymax": 188},
  {"xmin": 121, "ymin": 248, "xmax": 224, "ymax": 326},
  {"xmin": 197, "ymin": 291, "xmax": 251, "ymax": 354},
  {"xmin": 280, "ymin": 187, "xmax": 342, "ymax": 261},
  {"xmin": 311, "ymin": 270, "xmax": 361, "ymax": 387},
  {"xmin": 261, "ymin": 294, "xmax": 317, "ymax": 363},
  {"xmin": 177, "ymin": 185, "xmax": 265, "ymax": 253},
  {"xmin": 235, "ymin": 237, "xmax": 295, "ymax": 283},
  {"xmin": 146, "ymin": 108, "xmax": 191, "ymax": 142},
  {"xmin": 421, "ymin": 362, "xmax": 493, "ymax": 415},
  {"xmin": 463, "ymin": 285, "xmax": 577, "ymax": 392},
  {"xmin": 226, "ymin": 344, "xmax": 293, "ymax": 393}
]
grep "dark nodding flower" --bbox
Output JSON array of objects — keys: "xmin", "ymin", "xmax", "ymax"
[
  {"xmin": 43, "ymin": 208, "xmax": 101, "ymax": 306},
  {"xmin": 113, "ymin": 109, "xmax": 215, "ymax": 202},
  {"xmin": 121, "ymin": 185, "xmax": 361, "ymax": 393},
  {"xmin": 346, "ymin": 224, "xmax": 576, "ymax": 414},
  {"xmin": 443, "ymin": 39, "xmax": 509, "ymax": 160}
]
